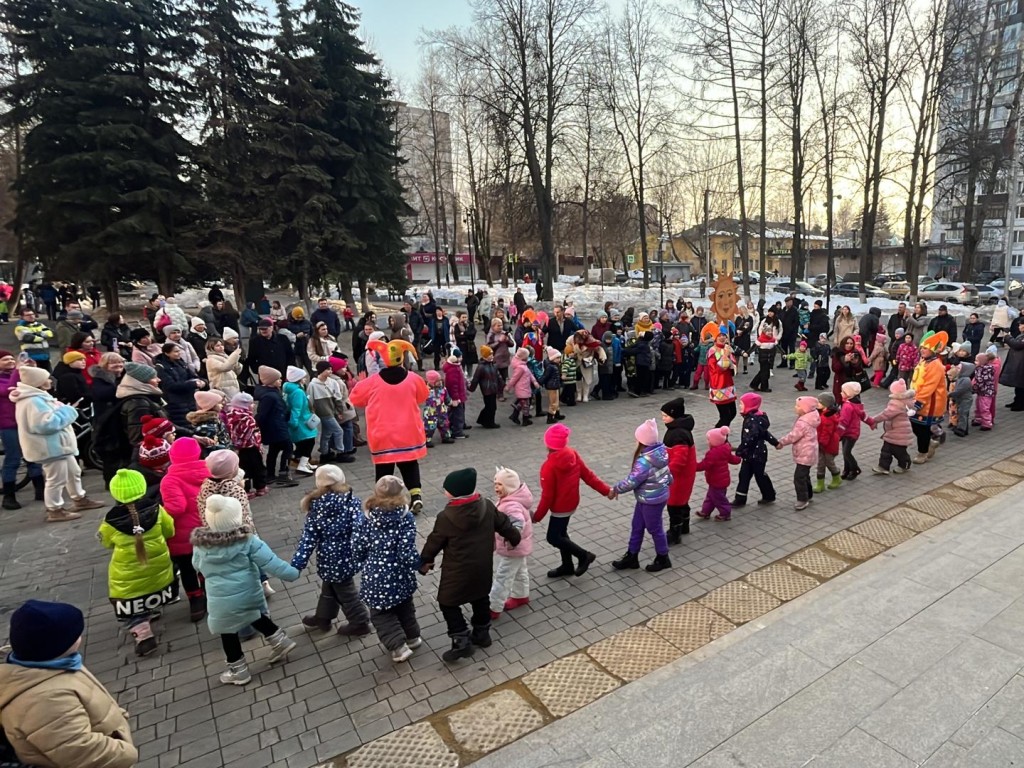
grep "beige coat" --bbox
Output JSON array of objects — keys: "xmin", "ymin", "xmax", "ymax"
[
  {"xmin": 205, "ymin": 348, "xmax": 242, "ymax": 398},
  {"xmin": 0, "ymin": 663, "xmax": 137, "ymax": 768}
]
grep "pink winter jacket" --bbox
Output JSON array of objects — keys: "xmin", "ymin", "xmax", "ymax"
[
  {"xmin": 159, "ymin": 458, "xmax": 210, "ymax": 556},
  {"xmin": 778, "ymin": 411, "xmax": 821, "ymax": 466},
  {"xmin": 838, "ymin": 399, "xmax": 867, "ymax": 440},
  {"xmin": 505, "ymin": 359, "xmax": 538, "ymax": 399},
  {"xmin": 442, "ymin": 361, "xmax": 468, "ymax": 402},
  {"xmin": 495, "ymin": 484, "xmax": 534, "ymax": 558},
  {"xmin": 867, "ymin": 396, "xmax": 914, "ymax": 448}
]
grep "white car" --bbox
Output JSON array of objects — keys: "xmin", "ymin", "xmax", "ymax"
[
  {"xmin": 627, "ymin": 269, "xmax": 645, "ymax": 280},
  {"xmin": 907, "ymin": 281, "xmax": 980, "ymax": 304},
  {"xmin": 987, "ymin": 278, "xmax": 1024, "ymax": 300}
]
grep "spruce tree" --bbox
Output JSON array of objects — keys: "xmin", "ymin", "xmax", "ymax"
[{"xmin": 1, "ymin": 0, "xmax": 198, "ymax": 304}]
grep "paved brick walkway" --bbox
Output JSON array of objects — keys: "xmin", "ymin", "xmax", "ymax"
[{"xmin": 0, "ymin": 352, "xmax": 1021, "ymax": 768}]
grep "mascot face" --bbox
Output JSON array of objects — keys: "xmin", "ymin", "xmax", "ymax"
[{"xmin": 710, "ymin": 273, "xmax": 739, "ymax": 321}]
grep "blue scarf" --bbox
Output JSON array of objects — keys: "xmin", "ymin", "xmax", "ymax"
[{"xmin": 6, "ymin": 652, "xmax": 83, "ymax": 671}]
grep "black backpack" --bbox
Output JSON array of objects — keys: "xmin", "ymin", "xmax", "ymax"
[{"xmin": 91, "ymin": 399, "xmax": 130, "ymax": 457}]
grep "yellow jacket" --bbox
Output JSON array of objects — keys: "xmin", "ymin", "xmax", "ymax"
[{"xmin": 910, "ymin": 357, "xmax": 947, "ymax": 421}]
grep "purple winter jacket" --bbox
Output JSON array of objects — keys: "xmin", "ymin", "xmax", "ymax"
[
  {"xmin": 615, "ymin": 443, "xmax": 671, "ymax": 504},
  {"xmin": 0, "ymin": 368, "xmax": 21, "ymax": 430}
]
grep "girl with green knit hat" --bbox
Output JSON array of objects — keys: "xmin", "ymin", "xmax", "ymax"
[{"xmin": 99, "ymin": 468, "xmax": 175, "ymax": 656}]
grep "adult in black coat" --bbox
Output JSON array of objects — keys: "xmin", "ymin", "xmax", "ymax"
[
  {"xmin": 465, "ymin": 291, "xmax": 481, "ymax": 327},
  {"xmin": 779, "ymin": 297, "xmax": 800, "ymax": 367},
  {"xmin": 807, "ymin": 301, "xmax": 830, "ymax": 341},
  {"xmin": 247, "ymin": 320, "xmax": 296, "ymax": 378},
  {"xmin": 513, "ymin": 288, "xmax": 527, "ymax": 317},
  {"xmin": 310, "ymin": 298, "xmax": 341, "ymax": 338},
  {"xmin": 545, "ymin": 305, "xmax": 572, "ymax": 353},
  {"xmin": 858, "ymin": 307, "xmax": 883, "ymax": 354},
  {"xmin": 1000, "ymin": 315, "xmax": 1024, "ymax": 410},
  {"xmin": 927, "ymin": 305, "xmax": 958, "ymax": 340},
  {"xmin": 886, "ymin": 302, "xmax": 910, "ymax": 338},
  {"xmin": 154, "ymin": 346, "xmax": 205, "ymax": 429}
]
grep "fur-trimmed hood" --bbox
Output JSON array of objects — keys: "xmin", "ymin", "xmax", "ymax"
[
  {"xmin": 186, "ymin": 409, "xmax": 221, "ymax": 426},
  {"xmin": 190, "ymin": 525, "xmax": 252, "ymax": 548}
]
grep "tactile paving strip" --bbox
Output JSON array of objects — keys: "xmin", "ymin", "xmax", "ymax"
[
  {"xmin": 930, "ymin": 485, "xmax": 982, "ymax": 505},
  {"xmin": 821, "ymin": 530, "xmax": 887, "ymax": 561},
  {"xmin": 904, "ymin": 494, "xmax": 967, "ymax": 520},
  {"xmin": 745, "ymin": 563, "xmax": 820, "ymax": 601},
  {"xmin": 522, "ymin": 653, "xmax": 620, "ymax": 717},
  {"xmin": 881, "ymin": 506, "xmax": 942, "ymax": 532},
  {"xmin": 698, "ymin": 580, "xmax": 782, "ymax": 624},
  {"xmin": 992, "ymin": 459, "xmax": 1024, "ymax": 475},
  {"xmin": 851, "ymin": 518, "xmax": 917, "ymax": 548},
  {"xmin": 953, "ymin": 469, "xmax": 1017, "ymax": 492},
  {"xmin": 786, "ymin": 547, "xmax": 850, "ymax": 579},
  {"xmin": 446, "ymin": 689, "xmax": 544, "ymax": 755},
  {"xmin": 586, "ymin": 626, "xmax": 683, "ymax": 682},
  {"xmin": 345, "ymin": 721, "xmax": 458, "ymax": 768},
  {"xmin": 647, "ymin": 601, "xmax": 736, "ymax": 653}
]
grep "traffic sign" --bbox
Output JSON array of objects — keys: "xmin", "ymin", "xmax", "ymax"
[{"xmin": 626, "ymin": 254, "xmax": 636, "ymax": 264}]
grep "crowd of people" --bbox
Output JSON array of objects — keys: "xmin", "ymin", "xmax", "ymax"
[{"xmin": 1, "ymin": 283, "xmax": 1023, "ymax": 768}]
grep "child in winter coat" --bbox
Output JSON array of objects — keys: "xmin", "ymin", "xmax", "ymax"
[
  {"xmin": 186, "ymin": 389, "xmax": 231, "ymax": 456},
  {"xmin": 489, "ymin": 467, "xmax": 534, "ymax": 620},
  {"xmin": 423, "ymin": 370, "xmax": 453, "ymax": 446},
  {"xmin": 191, "ymin": 494, "xmax": 299, "ymax": 685},
  {"xmin": 597, "ymin": 331, "xmax": 617, "ymax": 400},
  {"xmin": 897, "ymin": 334, "xmax": 919, "ymax": 382},
  {"xmin": 973, "ymin": 351, "xmax": 998, "ymax": 430},
  {"xmin": 611, "ymin": 419, "xmax": 672, "ymax": 572},
  {"xmin": 540, "ymin": 347, "xmax": 564, "ymax": 423},
  {"xmin": 420, "ymin": 468, "xmax": 522, "ymax": 663},
  {"xmin": 869, "ymin": 330, "xmax": 888, "ymax": 387},
  {"xmin": 442, "ymin": 353, "xmax": 469, "ymax": 439},
  {"xmin": 776, "ymin": 396, "xmax": 821, "ymax": 510},
  {"xmin": 284, "ymin": 366, "xmax": 318, "ymax": 476},
  {"xmin": 814, "ymin": 392, "xmax": 842, "ymax": 492},
  {"xmin": 100, "ymin": 469, "xmax": 175, "ymax": 656},
  {"xmin": 733, "ymin": 393, "xmax": 778, "ymax": 507},
  {"xmin": 224, "ymin": 392, "xmax": 270, "ymax": 495},
  {"xmin": 786, "ymin": 341, "xmax": 812, "ymax": 391},
  {"xmin": 695, "ymin": 426, "xmax": 741, "ymax": 521},
  {"xmin": 867, "ymin": 378, "xmax": 916, "ymax": 474},
  {"xmin": 506, "ymin": 347, "xmax": 539, "ymax": 426},
  {"xmin": 469, "ymin": 345, "xmax": 503, "ymax": 428},
  {"xmin": 254, "ymin": 366, "xmax": 295, "ymax": 486},
  {"xmin": 533, "ymin": 423, "xmax": 611, "ymax": 578},
  {"xmin": 292, "ymin": 465, "xmax": 371, "ymax": 637},
  {"xmin": 692, "ymin": 327, "xmax": 715, "ymax": 390},
  {"xmin": 352, "ymin": 475, "xmax": 422, "ymax": 663},
  {"xmin": 159, "ymin": 438, "xmax": 209, "ymax": 622},
  {"xmin": 813, "ymin": 334, "xmax": 832, "ymax": 390},
  {"xmin": 559, "ymin": 343, "xmax": 578, "ymax": 407},
  {"xmin": 660, "ymin": 397, "xmax": 696, "ymax": 543},
  {"xmin": 948, "ymin": 361, "xmax": 975, "ymax": 436},
  {"xmin": 838, "ymin": 381, "xmax": 869, "ymax": 479}
]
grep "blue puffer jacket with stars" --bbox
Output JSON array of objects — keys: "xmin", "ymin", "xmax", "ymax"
[
  {"xmin": 352, "ymin": 502, "xmax": 419, "ymax": 611},
  {"xmin": 290, "ymin": 490, "xmax": 365, "ymax": 583}
]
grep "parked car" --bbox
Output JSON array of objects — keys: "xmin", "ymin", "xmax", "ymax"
[
  {"xmin": 873, "ymin": 272, "xmax": 906, "ymax": 286},
  {"xmin": 975, "ymin": 270, "xmax": 1002, "ymax": 285},
  {"xmin": 614, "ymin": 271, "xmax": 629, "ymax": 283},
  {"xmin": 773, "ymin": 280, "xmax": 825, "ymax": 297},
  {"xmin": 809, "ymin": 274, "xmax": 831, "ymax": 288},
  {"xmin": 987, "ymin": 278, "xmax": 1024, "ymax": 300},
  {"xmin": 974, "ymin": 284, "xmax": 999, "ymax": 304},
  {"xmin": 880, "ymin": 281, "xmax": 910, "ymax": 298},
  {"xmin": 834, "ymin": 282, "xmax": 889, "ymax": 299},
  {"xmin": 908, "ymin": 281, "xmax": 980, "ymax": 304},
  {"xmin": 627, "ymin": 269, "xmax": 646, "ymax": 280},
  {"xmin": 728, "ymin": 270, "xmax": 760, "ymax": 285}
]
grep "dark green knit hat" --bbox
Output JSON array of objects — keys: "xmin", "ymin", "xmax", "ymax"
[{"xmin": 443, "ymin": 468, "xmax": 477, "ymax": 498}]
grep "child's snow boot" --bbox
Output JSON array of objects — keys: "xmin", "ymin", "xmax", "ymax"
[
  {"xmin": 130, "ymin": 620, "xmax": 158, "ymax": 657},
  {"xmin": 813, "ymin": 478, "xmax": 826, "ymax": 494},
  {"xmin": 266, "ymin": 628, "xmax": 296, "ymax": 664},
  {"xmin": 645, "ymin": 554, "xmax": 672, "ymax": 572},
  {"xmin": 611, "ymin": 551, "xmax": 640, "ymax": 570},
  {"xmin": 827, "ymin": 475, "xmax": 842, "ymax": 490},
  {"xmin": 470, "ymin": 622, "xmax": 492, "ymax": 648},
  {"xmin": 188, "ymin": 592, "xmax": 207, "ymax": 622},
  {"xmin": 2, "ymin": 483, "xmax": 20, "ymax": 510},
  {"xmin": 219, "ymin": 660, "xmax": 252, "ymax": 686},
  {"xmin": 442, "ymin": 631, "xmax": 474, "ymax": 662},
  {"xmin": 546, "ymin": 413, "xmax": 556, "ymax": 424}
]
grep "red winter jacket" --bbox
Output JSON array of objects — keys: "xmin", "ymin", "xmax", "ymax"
[
  {"xmin": 816, "ymin": 408, "xmax": 841, "ymax": 455},
  {"xmin": 663, "ymin": 415, "xmax": 696, "ymax": 506},
  {"xmin": 695, "ymin": 442, "xmax": 741, "ymax": 489},
  {"xmin": 534, "ymin": 447, "xmax": 610, "ymax": 522},
  {"xmin": 442, "ymin": 361, "xmax": 468, "ymax": 402},
  {"xmin": 838, "ymin": 399, "xmax": 867, "ymax": 440},
  {"xmin": 159, "ymin": 457, "xmax": 209, "ymax": 556}
]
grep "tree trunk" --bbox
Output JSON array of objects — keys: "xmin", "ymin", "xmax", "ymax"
[{"xmin": 340, "ymin": 277, "xmax": 355, "ymax": 308}]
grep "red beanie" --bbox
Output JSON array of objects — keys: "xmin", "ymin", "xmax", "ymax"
[{"xmin": 544, "ymin": 423, "xmax": 571, "ymax": 450}]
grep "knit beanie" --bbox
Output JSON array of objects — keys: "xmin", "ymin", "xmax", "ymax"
[
  {"xmin": 125, "ymin": 361, "xmax": 157, "ymax": 383},
  {"xmin": 291, "ymin": 306, "xmax": 305, "ymax": 320},
  {"xmin": 229, "ymin": 392, "xmax": 254, "ymax": 409},
  {"xmin": 515, "ymin": 347, "xmax": 530, "ymax": 361},
  {"xmin": 739, "ymin": 392, "xmax": 762, "ymax": 415},
  {"xmin": 286, "ymin": 365, "xmax": 306, "ymax": 383},
  {"xmin": 544, "ymin": 423, "xmax": 571, "ymax": 450},
  {"xmin": 426, "ymin": 370, "xmax": 442, "ymax": 385},
  {"xmin": 138, "ymin": 436, "xmax": 172, "ymax": 470},
  {"xmin": 895, "ymin": 327, "xmax": 905, "ymax": 338},
  {"xmin": 480, "ymin": 344, "xmax": 493, "ymax": 359},
  {"xmin": 443, "ymin": 467, "xmax": 477, "ymax": 498},
  {"xmin": 372, "ymin": 474, "xmax": 407, "ymax": 505},
  {"xmin": 817, "ymin": 392, "xmax": 836, "ymax": 410},
  {"xmin": 258, "ymin": 365, "xmax": 281, "ymax": 386},
  {"xmin": 315, "ymin": 464, "xmax": 347, "ymax": 489},
  {"xmin": 315, "ymin": 361, "xmax": 332, "ymax": 374},
  {"xmin": 206, "ymin": 449, "xmax": 239, "ymax": 479},
  {"xmin": 62, "ymin": 350, "xmax": 86, "ymax": 366},
  {"xmin": 986, "ymin": 344, "xmax": 999, "ymax": 358},
  {"xmin": 19, "ymin": 366, "xmax": 50, "ymax": 389},
  {"xmin": 130, "ymin": 328, "xmax": 151, "ymax": 343},
  {"xmin": 204, "ymin": 494, "xmax": 244, "ymax": 532},
  {"xmin": 547, "ymin": 346, "xmax": 562, "ymax": 361},
  {"xmin": 329, "ymin": 357, "xmax": 347, "ymax": 374},
  {"xmin": 163, "ymin": 324, "xmax": 181, "ymax": 336},
  {"xmin": 190, "ymin": 316, "xmax": 207, "ymax": 331},
  {"xmin": 706, "ymin": 426, "xmax": 730, "ymax": 447},
  {"xmin": 798, "ymin": 340, "xmax": 808, "ymax": 349},
  {"xmin": 494, "ymin": 466, "xmax": 522, "ymax": 494},
  {"xmin": 109, "ymin": 468, "xmax": 147, "ymax": 504},
  {"xmin": 796, "ymin": 396, "xmax": 819, "ymax": 414},
  {"xmin": 141, "ymin": 414, "xmax": 174, "ymax": 439},
  {"xmin": 840, "ymin": 381, "xmax": 862, "ymax": 399},
  {"xmin": 9, "ymin": 600, "xmax": 85, "ymax": 662},
  {"xmin": 194, "ymin": 390, "xmax": 224, "ymax": 411},
  {"xmin": 634, "ymin": 418, "xmax": 660, "ymax": 446},
  {"xmin": 222, "ymin": 327, "xmax": 239, "ymax": 342},
  {"xmin": 889, "ymin": 379, "xmax": 909, "ymax": 398},
  {"xmin": 169, "ymin": 436, "xmax": 202, "ymax": 464},
  {"xmin": 0, "ymin": 350, "xmax": 13, "ymax": 360},
  {"xmin": 660, "ymin": 397, "xmax": 687, "ymax": 420}
]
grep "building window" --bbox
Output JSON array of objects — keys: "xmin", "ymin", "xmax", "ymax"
[
  {"xmin": 1014, "ymin": 230, "xmax": 1024, "ymax": 243},
  {"xmin": 1016, "ymin": 204, "xmax": 1024, "ymax": 219},
  {"xmin": 1013, "ymin": 252, "xmax": 1024, "ymax": 268}
]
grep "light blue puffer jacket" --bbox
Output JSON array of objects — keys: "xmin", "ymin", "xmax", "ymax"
[
  {"xmin": 613, "ymin": 443, "xmax": 671, "ymax": 504},
  {"xmin": 283, "ymin": 381, "xmax": 318, "ymax": 442},
  {"xmin": 191, "ymin": 528, "xmax": 299, "ymax": 634},
  {"xmin": 10, "ymin": 384, "xmax": 79, "ymax": 463}
]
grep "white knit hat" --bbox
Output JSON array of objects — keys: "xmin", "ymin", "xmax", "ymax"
[
  {"xmin": 494, "ymin": 466, "xmax": 521, "ymax": 494},
  {"xmin": 204, "ymin": 494, "xmax": 244, "ymax": 532},
  {"xmin": 315, "ymin": 464, "xmax": 346, "ymax": 489},
  {"xmin": 286, "ymin": 365, "xmax": 306, "ymax": 383},
  {"xmin": 222, "ymin": 327, "xmax": 239, "ymax": 342},
  {"xmin": 19, "ymin": 367, "xmax": 51, "ymax": 389}
]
